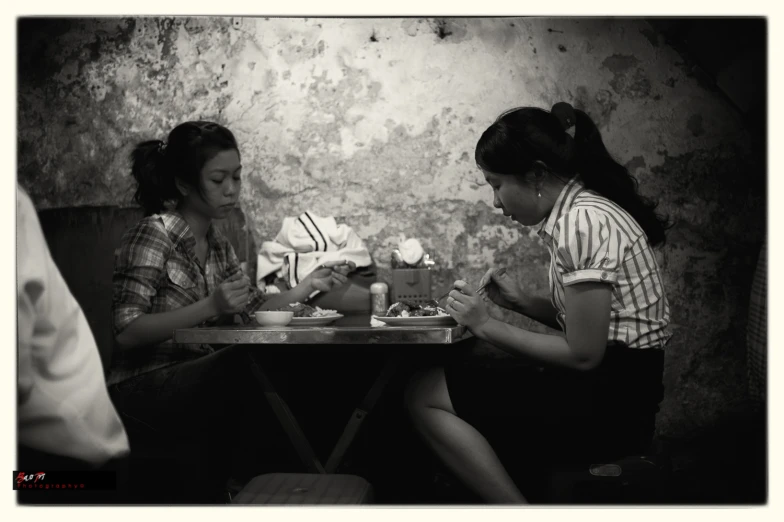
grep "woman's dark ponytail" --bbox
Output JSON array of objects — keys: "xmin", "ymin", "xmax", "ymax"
[
  {"xmin": 130, "ymin": 140, "xmax": 177, "ymax": 216},
  {"xmin": 476, "ymin": 104, "xmax": 671, "ymax": 247},
  {"xmin": 569, "ymin": 108, "xmax": 671, "ymax": 247}
]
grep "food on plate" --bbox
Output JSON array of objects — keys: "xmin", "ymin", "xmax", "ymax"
[
  {"xmin": 310, "ymin": 307, "xmax": 339, "ymax": 318},
  {"xmin": 273, "ymin": 302, "xmax": 339, "ymax": 318},
  {"xmin": 385, "ymin": 300, "xmax": 448, "ymax": 318}
]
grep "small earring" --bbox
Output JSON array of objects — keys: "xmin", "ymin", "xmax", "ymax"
[{"xmin": 537, "ymin": 192, "xmax": 541, "ymax": 198}]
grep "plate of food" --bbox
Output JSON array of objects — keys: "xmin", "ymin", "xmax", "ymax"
[
  {"xmin": 271, "ymin": 302, "xmax": 343, "ymax": 327},
  {"xmin": 373, "ymin": 300, "xmax": 457, "ymax": 327}
]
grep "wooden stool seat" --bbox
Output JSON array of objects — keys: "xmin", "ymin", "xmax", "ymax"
[{"xmin": 231, "ymin": 473, "xmax": 374, "ymax": 505}]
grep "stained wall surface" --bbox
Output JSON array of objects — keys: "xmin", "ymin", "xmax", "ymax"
[{"xmin": 17, "ymin": 17, "xmax": 765, "ymax": 440}]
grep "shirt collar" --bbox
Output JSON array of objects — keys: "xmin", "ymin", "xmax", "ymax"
[
  {"xmin": 536, "ymin": 176, "xmax": 585, "ymax": 241},
  {"xmin": 159, "ymin": 210, "xmax": 218, "ymax": 252}
]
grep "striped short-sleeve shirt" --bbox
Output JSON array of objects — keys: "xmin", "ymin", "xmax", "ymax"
[{"xmin": 536, "ymin": 177, "xmax": 672, "ymax": 349}]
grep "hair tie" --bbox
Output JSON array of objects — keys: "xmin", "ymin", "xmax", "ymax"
[
  {"xmin": 158, "ymin": 141, "xmax": 167, "ymax": 155},
  {"xmin": 551, "ymin": 102, "xmax": 576, "ymax": 131}
]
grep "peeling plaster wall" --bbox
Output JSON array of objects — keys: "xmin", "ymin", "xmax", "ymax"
[{"xmin": 18, "ymin": 17, "xmax": 765, "ymax": 441}]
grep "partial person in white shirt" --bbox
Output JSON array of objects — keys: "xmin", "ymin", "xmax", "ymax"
[{"xmin": 17, "ymin": 185, "xmax": 129, "ymax": 500}]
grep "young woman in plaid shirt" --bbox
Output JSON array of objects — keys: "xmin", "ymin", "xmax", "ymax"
[
  {"xmin": 109, "ymin": 121, "xmax": 353, "ymax": 502},
  {"xmin": 406, "ymin": 104, "xmax": 672, "ymax": 503}
]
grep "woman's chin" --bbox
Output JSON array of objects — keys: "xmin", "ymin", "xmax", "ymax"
[
  {"xmin": 214, "ymin": 205, "xmax": 234, "ymax": 218},
  {"xmin": 513, "ymin": 215, "xmax": 537, "ymax": 226}
]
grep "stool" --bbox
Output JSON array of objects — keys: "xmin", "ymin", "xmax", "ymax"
[
  {"xmin": 120, "ymin": 413, "xmax": 198, "ymax": 503},
  {"xmin": 545, "ymin": 454, "xmax": 672, "ymax": 504},
  {"xmin": 231, "ymin": 473, "xmax": 374, "ymax": 505}
]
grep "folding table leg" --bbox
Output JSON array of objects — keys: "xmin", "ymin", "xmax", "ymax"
[
  {"xmin": 324, "ymin": 352, "xmax": 402, "ymax": 473},
  {"xmin": 245, "ymin": 351, "xmax": 326, "ymax": 474}
]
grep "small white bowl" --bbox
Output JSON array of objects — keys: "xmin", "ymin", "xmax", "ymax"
[{"xmin": 254, "ymin": 311, "xmax": 294, "ymax": 327}]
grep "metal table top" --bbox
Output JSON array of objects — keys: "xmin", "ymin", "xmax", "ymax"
[{"xmin": 173, "ymin": 324, "xmax": 471, "ymax": 345}]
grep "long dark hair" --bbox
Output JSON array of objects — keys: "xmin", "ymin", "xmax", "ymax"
[
  {"xmin": 130, "ymin": 121, "xmax": 239, "ymax": 216},
  {"xmin": 475, "ymin": 105, "xmax": 670, "ymax": 246}
]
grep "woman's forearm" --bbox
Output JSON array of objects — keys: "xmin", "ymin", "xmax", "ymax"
[
  {"xmin": 258, "ymin": 282, "xmax": 315, "ymax": 311},
  {"xmin": 115, "ymin": 297, "xmax": 218, "ymax": 349},
  {"xmin": 472, "ymin": 318, "xmax": 599, "ymax": 371},
  {"xmin": 515, "ymin": 295, "xmax": 562, "ymax": 331}
]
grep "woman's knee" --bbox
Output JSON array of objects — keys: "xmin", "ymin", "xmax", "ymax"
[
  {"xmin": 404, "ymin": 366, "xmax": 453, "ymax": 418},
  {"xmin": 191, "ymin": 344, "xmax": 254, "ymax": 392},
  {"xmin": 403, "ymin": 370, "xmax": 427, "ymax": 416}
]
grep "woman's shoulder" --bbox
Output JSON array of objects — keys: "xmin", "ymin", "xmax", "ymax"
[
  {"xmin": 567, "ymin": 194, "xmax": 645, "ymax": 242},
  {"xmin": 120, "ymin": 213, "xmax": 172, "ymax": 249}
]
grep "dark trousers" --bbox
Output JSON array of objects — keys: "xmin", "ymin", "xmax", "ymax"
[
  {"xmin": 108, "ymin": 345, "xmax": 293, "ymax": 503},
  {"xmin": 443, "ymin": 340, "xmax": 665, "ymax": 499}
]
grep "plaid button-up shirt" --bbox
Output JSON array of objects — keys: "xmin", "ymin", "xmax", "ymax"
[
  {"xmin": 109, "ymin": 210, "xmax": 267, "ymax": 385},
  {"xmin": 537, "ymin": 177, "xmax": 672, "ymax": 349}
]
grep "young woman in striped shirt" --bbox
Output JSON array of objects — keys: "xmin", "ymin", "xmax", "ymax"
[{"xmin": 406, "ymin": 103, "xmax": 672, "ymax": 504}]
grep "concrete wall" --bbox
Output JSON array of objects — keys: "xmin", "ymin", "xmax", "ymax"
[{"xmin": 17, "ymin": 17, "xmax": 765, "ymax": 441}]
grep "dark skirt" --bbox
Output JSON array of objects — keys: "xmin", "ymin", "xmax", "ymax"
[
  {"xmin": 107, "ymin": 345, "xmax": 295, "ymax": 502},
  {"xmin": 444, "ymin": 341, "xmax": 665, "ymax": 471}
]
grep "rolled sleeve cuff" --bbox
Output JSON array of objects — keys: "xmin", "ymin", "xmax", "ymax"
[
  {"xmin": 562, "ymin": 268, "xmax": 618, "ymax": 286},
  {"xmin": 114, "ymin": 306, "xmax": 145, "ymax": 335}
]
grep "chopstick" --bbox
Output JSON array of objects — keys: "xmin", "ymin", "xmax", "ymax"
[
  {"xmin": 432, "ymin": 289, "xmax": 452, "ymax": 303},
  {"xmin": 433, "ymin": 268, "xmax": 507, "ymax": 303},
  {"xmin": 315, "ymin": 260, "xmax": 351, "ymax": 270}
]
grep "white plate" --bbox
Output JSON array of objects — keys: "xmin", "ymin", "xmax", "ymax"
[
  {"xmin": 373, "ymin": 315, "xmax": 457, "ymax": 327},
  {"xmin": 287, "ymin": 314, "xmax": 343, "ymax": 326}
]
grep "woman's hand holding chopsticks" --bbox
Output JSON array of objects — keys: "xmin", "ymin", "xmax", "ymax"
[{"xmin": 211, "ymin": 271, "xmax": 250, "ymax": 316}]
